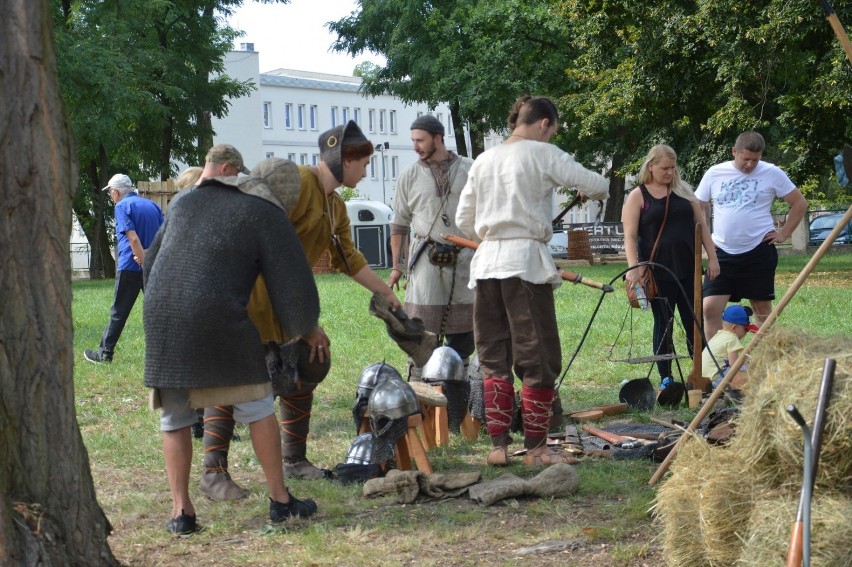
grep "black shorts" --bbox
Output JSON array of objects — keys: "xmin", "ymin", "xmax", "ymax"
[{"xmin": 702, "ymin": 241, "xmax": 777, "ymax": 302}]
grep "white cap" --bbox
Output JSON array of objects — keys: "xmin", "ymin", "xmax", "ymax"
[{"xmin": 101, "ymin": 173, "xmax": 134, "ymax": 192}]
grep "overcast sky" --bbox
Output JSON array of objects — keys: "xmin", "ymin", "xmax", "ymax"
[{"xmin": 225, "ymin": 0, "xmax": 385, "ymax": 76}]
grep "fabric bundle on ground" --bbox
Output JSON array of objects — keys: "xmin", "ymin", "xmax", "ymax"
[
  {"xmin": 468, "ymin": 464, "xmax": 580, "ymax": 506},
  {"xmin": 363, "ymin": 469, "xmax": 481, "ymax": 504}
]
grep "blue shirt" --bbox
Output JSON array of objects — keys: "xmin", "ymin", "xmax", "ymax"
[{"xmin": 115, "ymin": 192, "xmax": 164, "ymax": 271}]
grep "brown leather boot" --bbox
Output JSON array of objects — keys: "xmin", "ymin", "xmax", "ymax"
[{"xmin": 199, "ymin": 464, "xmax": 248, "ymax": 500}]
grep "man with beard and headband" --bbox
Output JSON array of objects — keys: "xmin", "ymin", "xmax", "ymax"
[{"xmin": 388, "ymin": 115, "xmax": 476, "ymax": 394}]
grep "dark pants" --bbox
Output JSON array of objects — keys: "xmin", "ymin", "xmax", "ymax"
[
  {"xmin": 99, "ymin": 270, "xmax": 144, "ymax": 356},
  {"xmin": 444, "ymin": 331, "xmax": 476, "ymax": 362},
  {"xmin": 473, "ymin": 278, "xmax": 561, "ymax": 389},
  {"xmin": 651, "ymin": 276, "xmax": 695, "ymax": 379}
]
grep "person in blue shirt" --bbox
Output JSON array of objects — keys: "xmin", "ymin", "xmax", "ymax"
[{"xmin": 84, "ymin": 173, "xmax": 164, "ymax": 363}]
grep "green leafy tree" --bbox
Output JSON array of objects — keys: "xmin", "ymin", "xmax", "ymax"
[
  {"xmin": 54, "ymin": 0, "xmax": 287, "ymax": 278},
  {"xmin": 331, "ymin": 0, "xmax": 574, "ymax": 157}
]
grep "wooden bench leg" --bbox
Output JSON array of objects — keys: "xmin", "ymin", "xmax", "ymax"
[
  {"xmin": 460, "ymin": 410, "xmax": 481, "ymax": 441},
  {"xmin": 432, "ymin": 385, "xmax": 449, "ymax": 447},
  {"xmin": 420, "ymin": 404, "xmax": 438, "ymax": 449}
]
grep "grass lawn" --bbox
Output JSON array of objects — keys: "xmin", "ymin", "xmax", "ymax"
[{"xmin": 72, "ymin": 251, "xmax": 852, "ymax": 566}]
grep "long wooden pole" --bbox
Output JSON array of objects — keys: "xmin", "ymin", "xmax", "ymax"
[
  {"xmin": 688, "ymin": 224, "xmax": 703, "ymax": 388},
  {"xmin": 649, "ymin": 204, "xmax": 852, "ymax": 486}
]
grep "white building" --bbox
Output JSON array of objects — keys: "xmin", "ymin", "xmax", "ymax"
[{"xmin": 209, "ymin": 48, "xmax": 462, "ymax": 208}]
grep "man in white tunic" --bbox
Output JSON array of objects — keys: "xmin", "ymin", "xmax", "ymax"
[
  {"xmin": 456, "ymin": 96, "xmax": 609, "ymax": 467},
  {"xmin": 389, "ymin": 115, "xmax": 476, "ymax": 382}
]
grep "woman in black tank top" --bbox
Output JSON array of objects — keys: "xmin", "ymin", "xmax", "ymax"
[{"xmin": 622, "ymin": 145, "xmax": 719, "ymax": 386}]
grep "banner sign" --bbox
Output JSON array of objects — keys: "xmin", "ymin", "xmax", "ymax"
[{"xmin": 568, "ymin": 222, "xmax": 625, "ymax": 253}]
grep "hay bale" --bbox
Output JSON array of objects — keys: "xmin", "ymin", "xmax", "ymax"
[
  {"xmin": 729, "ymin": 333, "xmax": 851, "ymax": 492},
  {"xmin": 653, "ymin": 438, "xmax": 707, "ymax": 567},
  {"xmin": 738, "ymin": 491, "xmax": 852, "ymax": 567},
  {"xmin": 697, "ymin": 450, "xmax": 757, "ymax": 566},
  {"xmin": 654, "ymin": 332, "xmax": 851, "ymax": 566}
]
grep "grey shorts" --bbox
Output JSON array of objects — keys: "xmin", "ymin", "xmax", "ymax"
[{"xmin": 157, "ymin": 388, "xmax": 274, "ymax": 432}]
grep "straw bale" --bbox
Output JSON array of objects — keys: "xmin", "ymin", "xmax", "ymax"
[
  {"xmin": 729, "ymin": 333, "xmax": 850, "ymax": 493},
  {"xmin": 652, "ymin": 437, "xmax": 711, "ymax": 566},
  {"xmin": 737, "ymin": 491, "xmax": 852, "ymax": 567},
  {"xmin": 695, "ymin": 448, "xmax": 756, "ymax": 566}
]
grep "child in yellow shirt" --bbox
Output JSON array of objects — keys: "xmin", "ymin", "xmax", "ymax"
[{"xmin": 702, "ymin": 304, "xmax": 759, "ymax": 389}]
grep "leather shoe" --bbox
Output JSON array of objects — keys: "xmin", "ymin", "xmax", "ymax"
[{"xmin": 199, "ymin": 469, "xmax": 248, "ymax": 500}]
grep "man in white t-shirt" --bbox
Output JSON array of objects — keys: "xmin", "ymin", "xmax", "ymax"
[{"xmin": 695, "ymin": 131, "xmax": 807, "ymax": 337}]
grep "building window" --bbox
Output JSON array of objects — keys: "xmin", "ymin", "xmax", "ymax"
[
  {"xmin": 263, "ymin": 102, "xmax": 271, "ymax": 128},
  {"xmin": 370, "ymin": 156, "xmax": 378, "ymax": 179},
  {"xmin": 416, "ymin": 111, "xmax": 423, "ymax": 118},
  {"xmin": 447, "ymin": 115, "xmax": 453, "ymax": 136},
  {"xmin": 266, "ymin": 151, "xmax": 275, "ymax": 158},
  {"xmin": 354, "ymin": 107, "xmax": 361, "ymax": 125},
  {"xmin": 391, "ymin": 156, "xmax": 399, "ymax": 180},
  {"xmin": 342, "ymin": 107, "xmax": 350, "ymax": 123},
  {"xmin": 379, "ymin": 109, "xmax": 386, "ymax": 133},
  {"xmin": 300, "ymin": 153, "xmax": 308, "ymax": 165},
  {"xmin": 368, "ymin": 109, "xmax": 375, "ymax": 133},
  {"xmin": 309, "ymin": 105, "xmax": 318, "ymax": 130},
  {"xmin": 331, "ymin": 106, "xmax": 338, "ymax": 128},
  {"xmin": 311, "ymin": 153, "xmax": 319, "ymax": 165},
  {"xmin": 297, "ymin": 104, "xmax": 305, "ymax": 130},
  {"xmin": 389, "ymin": 110, "xmax": 397, "ymax": 134},
  {"xmin": 382, "ymin": 155, "xmax": 389, "ymax": 180},
  {"xmin": 284, "ymin": 103, "xmax": 293, "ymax": 129},
  {"xmin": 287, "ymin": 153, "xmax": 296, "ymax": 162}
]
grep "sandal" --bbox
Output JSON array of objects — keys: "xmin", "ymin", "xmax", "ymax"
[
  {"xmin": 486, "ymin": 445, "xmax": 510, "ymax": 466},
  {"xmin": 523, "ymin": 446, "xmax": 579, "ymax": 467}
]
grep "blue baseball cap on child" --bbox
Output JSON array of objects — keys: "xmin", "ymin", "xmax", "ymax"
[{"xmin": 722, "ymin": 305, "xmax": 759, "ymax": 332}]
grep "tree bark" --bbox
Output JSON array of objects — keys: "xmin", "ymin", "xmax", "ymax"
[
  {"xmin": 604, "ymin": 152, "xmax": 627, "ymax": 223},
  {"xmin": 0, "ymin": 1, "xmax": 118, "ymax": 564},
  {"xmin": 449, "ymin": 100, "xmax": 468, "ymax": 158}
]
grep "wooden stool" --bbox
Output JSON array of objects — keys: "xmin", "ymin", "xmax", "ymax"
[
  {"xmin": 358, "ymin": 412, "xmax": 433, "ymax": 473},
  {"xmin": 393, "ymin": 414, "xmax": 433, "ymax": 474},
  {"xmin": 408, "ymin": 382, "xmax": 449, "ymax": 450},
  {"xmin": 460, "ymin": 411, "xmax": 482, "ymax": 441}
]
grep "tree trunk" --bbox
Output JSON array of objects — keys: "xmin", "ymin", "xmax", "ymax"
[
  {"xmin": 449, "ymin": 100, "xmax": 468, "ymax": 157},
  {"xmin": 0, "ymin": 1, "xmax": 118, "ymax": 564},
  {"xmin": 604, "ymin": 152, "xmax": 627, "ymax": 222}
]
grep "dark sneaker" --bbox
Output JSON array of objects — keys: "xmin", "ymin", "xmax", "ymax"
[
  {"xmin": 166, "ymin": 510, "xmax": 198, "ymax": 535},
  {"xmin": 269, "ymin": 492, "xmax": 318, "ymax": 522},
  {"xmin": 84, "ymin": 349, "xmax": 112, "ymax": 364}
]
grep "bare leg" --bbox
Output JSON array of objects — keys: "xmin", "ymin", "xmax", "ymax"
[
  {"xmin": 749, "ymin": 298, "xmax": 773, "ymax": 327},
  {"xmin": 248, "ymin": 414, "xmax": 288, "ymax": 503},
  {"xmin": 702, "ymin": 294, "xmax": 730, "ymax": 339},
  {"xmin": 163, "ymin": 427, "xmax": 194, "ymax": 518}
]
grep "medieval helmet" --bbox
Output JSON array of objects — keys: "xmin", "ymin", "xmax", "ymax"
[
  {"xmin": 368, "ymin": 378, "xmax": 420, "ymax": 440},
  {"xmin": 421, "ymin": 346, "xmax": 465, "ymax": 384},
  {"xmin": 356, "ymin": 362, "xmax": 403, "ymax": 398},
  {"xmin": 345, "ymin": 433, "xmax": 378, "ymax": 465}
]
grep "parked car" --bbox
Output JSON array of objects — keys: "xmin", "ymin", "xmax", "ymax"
[
  {"xmin": 809, "ymin": 213, "xmax": 851, "ymax": 246},
  {"xmin": 549, "ymin": 228, "xmax": 568, "ymax": 258}
]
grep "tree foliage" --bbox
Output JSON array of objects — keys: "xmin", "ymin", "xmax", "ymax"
[
  {"xmin": 54, "ymin": 0, "xmax": 283, "ymax": 277},
  {"xmin": 330, "ymin": 0, "xmax": 852, "ymax": 217}
]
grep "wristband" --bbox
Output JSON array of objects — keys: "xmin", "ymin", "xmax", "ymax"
[{"xmin": 391, "ymin": 268, "xmax": 402, "ymax": 273}]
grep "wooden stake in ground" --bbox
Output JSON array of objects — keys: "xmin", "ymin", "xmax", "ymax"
[
  {"xmin": 649, "ymin": 204, "xmax": 852, "ymax": 486},
  {"xmin": 687, "ymin": 224, "xmax": 703, "ymax": 389}
]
